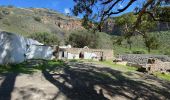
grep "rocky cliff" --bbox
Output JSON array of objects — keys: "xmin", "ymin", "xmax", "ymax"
[{"xmin": 0, "ymin": 7, "xmax": 84, "ymax": 37}]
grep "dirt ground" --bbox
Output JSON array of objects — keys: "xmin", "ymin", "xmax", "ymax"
[{"xmin": 0, "ymin": 62, "xmax": 170, "ymax": 100}]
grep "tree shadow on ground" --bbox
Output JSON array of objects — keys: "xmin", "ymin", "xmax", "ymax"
[
  {"xmin": 0, "ymin": 60, "xmax": 65, "ymax": 100},
  {"xmin": 0, "ymin": 73, "xmax": 18, "ymax": 100},
  {"xmin": 43, "ymin": 62, "xmax": 170, "ymax": 100},
  {"xmin": 0, "ymin": 60, "xmax": 45, "ymax": 100}
]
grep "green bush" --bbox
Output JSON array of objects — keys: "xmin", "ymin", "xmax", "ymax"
[
  {"xmin": 132, "ymin": 50, "xmax": 146, "ymax": 54},
  {"xmin": 0, "ymin": 13, "xmax": 4, "ymax": 19},
  {"xmin": 28, "ymin": 32, "xmax": 60, "ymax": 45},
  {"xmin": 34, "ymin": 16, "xmax": 41, "ymax": 22},
  {"xmin": 2, "ymin": 10, "xmax": 10, "ymax": 15},
  {"xmin": 3, "ymin": 19, "xmax": 10, "ymax": 26},
  {"xmin": 68, "ymin": 30, "xmax": 112, "ymax": 49},
  {"xmin": 164, "ymin": 50, "xmax": 170, "ymax": 56}
]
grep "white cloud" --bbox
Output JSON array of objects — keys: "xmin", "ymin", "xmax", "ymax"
[{"xmin": 64, "ymin": 8, "xmax": 70, "ymax": 14}]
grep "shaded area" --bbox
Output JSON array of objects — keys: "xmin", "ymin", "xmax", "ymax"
[
  {"xmin": 0, "ymin": 60, "xmax": 65, "ymax": 100},
  {"xmin": 0, "ymin": 60, "xmax": 169, "ymax": 100},
  {"xmin": 0, "ymin": 60, "xmax": 64, "ymax": 74},
  {"xmin": 0, "ymin": 73, "xmax": 18, "ymax": 100},
  {"xmin": 43, "ymin": 62, "xmax": 170, "ymax": 100}
]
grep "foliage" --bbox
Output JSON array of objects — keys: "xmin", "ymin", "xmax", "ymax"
[
  {"xmin": 0, "ymin": 12, "xmax": 4, "ymax": 19},
  {"xmin": 68, "ymin": 30, "xmax": 112, "ymax": 49},
  {"xmin": 139, "ymin": 15, "xmax": 157, "ymax": 32},
  {"xmin": 28, "ymin": 32, "xmax": 60, "ymax": 45},
  {"xmin": 114, "ymin": 13, "xmax": 158, "ymax": 51},
  {"xmin": 34, "ymin": 16, "xmax": 41, "ymax": 22},
  {"xmin": 2, "ymin": 9, "xmax": 10, "ymax": 15},
  {"xmin": 73, "ymin": 0, "xmax": 170, "ymax": 31},
  {"xmin": 68, "ymin": 30, "xmax": 95, "ymax": 48},
  {"xmin": 0, "ymin": 60, "xmax": 65, "ymax": 74},
  {"xmin": 164, "ymin": 50, "xmax": 170, "ymax": 56},
  {"xmin": 115, "ymin": 13, "xmax": 136, "ymax": 27},
  {"xmin": 115, "ymin": 37, "xmax": 123, "ymax": 45},
  {"xmin": 112, "ymin": 31, "xmax": 170, "ymax": 55},
  {"xmin": 153, "ymin": 72, "xmax": 170, "ymax": 81},
  {"xmin": 132, "ymin": 50, "xmax": 146, "ymax": 54},
  {"xmin": 143, "ymin": 35, "xmax": 160, "ymax": 53},
  {"xmin": 154, "ymin": 6, "xmax": 170, "ymax": 22},
  {"xmin": 2, "ymin": 19, "xmax": 10, "ymax": 26}
]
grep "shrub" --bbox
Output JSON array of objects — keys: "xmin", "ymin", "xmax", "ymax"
[
  {"xmin": 132, "ymin": 50, "xmax": 146, "ymax": 54},
  {"xmin": 2, "ymin": 10, "xmax": 10, "ymax": 15},
  {"xmin": 3, "ymin": 19, "xmax": 10, "ymax": 26},
  {"xmin": 0, "ymin": 13, "xmax": 4, "ymax": 19},
  {"xmin": 34, "ymin": 16, "xmax": 41, "ymax": 22},
  {"xmin": 28, "ymin": 32, "xmax": 60, "ymax": 45},
  {"xmin": 164, "ymin": 50, "xmax": 170, "ymax": 56},
  {"xmin": 68, "ymin": 30, "xmax": 112, "ymax": 49}
]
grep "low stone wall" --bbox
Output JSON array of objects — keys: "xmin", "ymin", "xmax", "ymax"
[
  {"xmin": 119, "ymin": 54, "xmax": 170, "ymax": 65},
  {"xmin": 146, "ymin": 61, "xmax": 170, "ymax": 72}
]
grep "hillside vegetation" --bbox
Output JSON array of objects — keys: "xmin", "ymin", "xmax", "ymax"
[
  {"xmin": 112, "ymin": 31, "xmax": 170, "ymax": 55},
  {"xmin": 0, "ymin": 6, "xmax": 170, "ymax": 55},
  {"xmin": 0, "ymin": 6, "xmax": 83, "ymax": 37},
  {"xmin": 0, "ymin": 6, "xmax": 113, "ymax": 48}
]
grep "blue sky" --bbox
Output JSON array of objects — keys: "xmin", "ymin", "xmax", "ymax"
[
  {"xmin": 0, "ymin": 0, "xmax": 138, "ymax": 16},
  {"xmin": 0, "ymin": 0, "xmax": 74, "ymax": 14}
]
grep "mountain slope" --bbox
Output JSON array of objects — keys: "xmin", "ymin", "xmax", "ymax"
[{"xmin": 0, "ymin": 7, "xmax": 84, "ymax": 37}]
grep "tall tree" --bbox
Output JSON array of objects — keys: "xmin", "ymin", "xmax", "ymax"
[
  {"xmin": 115, "ymin": 13, "xmax": 136, "ymax": 49},
  {"xmin": 143, "ymin": 34, "xmax": 159, "ymax": 53},
  {"xmin": 73, "ymin": 0, "xmax": 170, "ymax": 32}
]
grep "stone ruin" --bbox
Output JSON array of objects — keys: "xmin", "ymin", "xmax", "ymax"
[
  {"xmin": 145, "ymin": 58, "xmax": 170, "ymax": 73},
  {"xmin": 114, "ymin": 54, "xmax": 170, "ymax": 73}
]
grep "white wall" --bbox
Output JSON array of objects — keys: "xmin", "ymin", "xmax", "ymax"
[
  {"xmin": 67, "ymin": 53, "xmax": 79, "ymax": 59},
  {"xmin": 84, "ymin": 52, "xmax": 97, "ymax": 59},
  {"xmin": 26, "ymin": 45, "xmax": 55, "ymax": 60},
  {"xmin": 0, "ymin": 31, "xmax": 55, "ymax": 65}
]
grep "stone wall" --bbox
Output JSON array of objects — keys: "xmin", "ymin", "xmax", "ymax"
[
  {"xmin": 103, "ymin": 49, "xmax": 114, "ymax": 60},
  {"xmin": 119, "ymin": 54, "xmax": 170, "ymax": 65},
  {"xmin": 146, "ymin": 60, "xmax": 170, "ymax": 72}
]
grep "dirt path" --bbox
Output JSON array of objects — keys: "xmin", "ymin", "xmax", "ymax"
[{"xmin": 0, "ymin": 62, "xmax": 170, "ymax": 100}]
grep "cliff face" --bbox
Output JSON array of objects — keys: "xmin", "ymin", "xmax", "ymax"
[
  {"xmin": 0, "ymin": 7, "xmax": 84, "ymax": 37},
  {"xmin": 102, "ymin": 19, "xmax": 117, "ymax": 35},
  {"xmin": 54, "ymin": 19, "xmax": 84, "ymax": 31},
  {"xmin": 41, "ymin": 14, "xmax": 84, "ymax": 31}
]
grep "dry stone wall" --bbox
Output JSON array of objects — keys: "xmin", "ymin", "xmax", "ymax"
[{"xmin": 119, "ymin": 54, "xmax": 170, "ymax": 65}]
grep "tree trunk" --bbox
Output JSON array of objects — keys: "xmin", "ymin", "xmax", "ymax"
[
  {"xmin": 98, "ymin": 24, "xmax": 102, "ymax": 32},
  {"xmin": 148, "ymin": 47, "xmax": 151, "ymax": 53},
  {"xmin": 129, "ymin": 43, "xmax": 132, "ymax": 50}
]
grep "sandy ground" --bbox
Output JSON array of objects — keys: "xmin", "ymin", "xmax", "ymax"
[{"xmin": 0, "ymin": 62, "xmax": 170, "ymax": 100}]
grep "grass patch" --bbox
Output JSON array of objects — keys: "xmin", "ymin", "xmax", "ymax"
[
  {"xmin": 0, "ymin": 60, "xmax": 65, "ymax": 74},
  {"xmin": 153, "ymin": 72, "xmax": 170, "ymax": 81},
  {"xmin": 94, "ymin": 61, "xmax": 138, "ymax": 72}
]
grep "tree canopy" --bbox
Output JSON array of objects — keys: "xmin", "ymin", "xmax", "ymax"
[
  {"xmin": 73, "ymin": 0, "xmax": 170, "ymax": 32},
  {"xmin": 68, "ymin": 30, "xmax": 112, "ymax": 49}
]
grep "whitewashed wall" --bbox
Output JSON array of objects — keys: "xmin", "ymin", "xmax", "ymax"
[
  {"xmin": 26, "ymin": 45, "xmax": 55, "ymax": 60},
  {"xmin": 67, "ymin": 53, "xmax": 79, "ymax": 59},
  {"xmin": 84, "ymin": 52, "xmax": 97, "ymax": 59},
  {"xmin": 0, "ymin": 31, "xmax": 54, "ymax": 65}
]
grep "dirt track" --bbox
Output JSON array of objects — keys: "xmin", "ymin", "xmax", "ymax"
[{"xmin": 0, "ymin": 62, "xmax": 170, "ymax": 100}]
